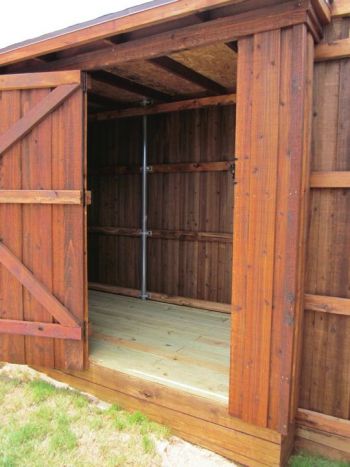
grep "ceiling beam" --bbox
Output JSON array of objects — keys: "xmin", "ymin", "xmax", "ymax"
[
  {"xmin": 22, "ymin": 2, "xmax": 311, "ymax": 72},
  {"xmin": 90, "ymin": 70, "xmax": 171, "ymax": 102},
  {"xmin": 150, "ymin": 56, "xmax": 228, "ymax": 95},
  {"xmin": 89, "ymin": 93, "xmax": 236, "ymax": 121},
  {"xmin": 88, "ymin": 93, "xmax": 122, "ymax": 109}
]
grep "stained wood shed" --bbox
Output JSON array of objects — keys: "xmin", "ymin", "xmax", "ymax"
[{"xmin": 0, "ymin": 0, "xmax": 349, "ymax": 465}]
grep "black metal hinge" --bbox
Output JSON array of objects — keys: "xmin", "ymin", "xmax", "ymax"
[{"xmin": 231, "ymin": 158, "xmax": 238, "ymax": 184}]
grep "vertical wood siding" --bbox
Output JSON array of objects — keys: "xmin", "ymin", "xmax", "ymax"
[
  {"xmin": 87, "ymin": 106, "xmax": 235, "ymax": 304},
  {"xmin": 0, "ymin": 85, "xmax": 86, "ymax": 370},
  {"xmin": 300, "ymin": 17, "xmax": 350, "ymax": 420},
  {"xmin": 229, "ymin": 25, "xmax": 314, "ymax": 434}
]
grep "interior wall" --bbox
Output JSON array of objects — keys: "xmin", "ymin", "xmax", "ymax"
[
  {"xmin": 300, "ymin": 17, "xmax": 350, "ymax": 420},
  {"xmin": 88, "ymin": 105, "xmax": 235, "ymax": 304}
]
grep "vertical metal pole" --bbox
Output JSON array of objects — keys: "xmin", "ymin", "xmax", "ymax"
[{"xmin": 140, "ymin": 115, "xmax": 148, "ymax": 299}]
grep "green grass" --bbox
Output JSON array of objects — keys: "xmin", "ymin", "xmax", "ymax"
[
  {"xmin": 1, "ymin": 369, "xmax": 349, "ymax": 467},
  {"xmin": 0, "ymin": 373, "xmax": 170, "ymax": 467},
  {"xmin": 290, "ymin": 453, "xmax": 350, "ymax": 467}
]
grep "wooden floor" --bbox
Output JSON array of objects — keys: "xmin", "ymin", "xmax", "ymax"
[{"xmin": 89, "ymin": 290, "xmax": 230, "ymax": 403}]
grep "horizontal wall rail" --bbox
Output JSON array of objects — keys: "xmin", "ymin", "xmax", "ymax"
[
  {"xmin": 296, "ymin": 408, "xmax": 350, "ymax": 460},
  {"xmin": 305, "ymin": 294, "xmax": 350, "ymax": 316},
  {"xmin": 310, "ymin": 171, "xmax": 350, "ymax": 188},
  {"xmin": 315, "ymin": 37, "xmax": 350, "ymax": 61},
  {"xmin": 89, "ymin": 94, "xmax": 236, "ymax": 121},
  {"xmin": 297, "ymin": 408, "xmax": 350, "ymax": 438},
  {"xmin": 91, "ymin": 161, "xmax": 234, "ymax": 176},
  {"xmin": 89, "ymin": 282, "xmax": 231, "ymax": 314},
  {"xmin": 331, "ymin": 0, "xmax": 350, "ymax": 18},
  {"xmin": 0, "ymin": 319, "xmax": 82, "ymax": 340},
  {"xmin": 88, "ymin": 227, "xmax": 232, "ymax": 243},
  {"xmin": 0, "ymin": 190, "xmax": 89, "ymax": 204}
]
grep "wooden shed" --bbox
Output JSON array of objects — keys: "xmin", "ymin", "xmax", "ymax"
[{"xmin": 0, "ymin": 0, "xmax": 349, "ymax": 464}]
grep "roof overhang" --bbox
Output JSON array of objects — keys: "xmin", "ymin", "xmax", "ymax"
[{"xmin": 0, "ymin": 0, "xmax": 246, "ymax": 67}]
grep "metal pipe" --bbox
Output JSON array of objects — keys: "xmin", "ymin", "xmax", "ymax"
[{"xmin": 140, "ymin": 114, "xmax": 148, "ymax": 299}]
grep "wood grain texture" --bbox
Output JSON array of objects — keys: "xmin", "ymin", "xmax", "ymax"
[
  {"xmin": 296, "ymin": 409, "xmax": 350, "ymax": 462},
  {"xmin": 310, "ymin": 170, "xmax": 350, "ymax": 187},
  {"xmin": 297, "ymin": 408, "xmax": 350, "ymax": 438},
  {"xmin": 52, "ymin": 86, "xmax": 87, "ymax": 370},
  {"xmin": 0, "ymin": 71, "xmax": 81, "ymax": 90},
  {"xmin": 88, "ymin": 105, "xmax": 234, "ymax": 305},
  {"xmin": 0, "ymin": 88, "xmax": 25, "ymax": 363},
  {"xmin": 88, "ymin": 226, "xmax": 232, "ymax": 243},
  {"xmin": 0, "ymin": 242, "xmax": 80, "ymax": 327},
  {"xmin": 36, "ymin": 361, "xmax": 286, "ymax": 466},
  {"xmin": 300, "ymin": 17, "xmax": 350, "ymax": 421},
  {"xmin": 0, "ymin": 73, "xmax": 87, "ymax": 371},
  {"xmin": 0, "ymin": 320, "xmax": 82, "ymax": 340},
  {"xmin": 315, "ymin": 37, "xmax": 350, "ymax": 61},
  {"xmin": 89, "ymin": 282, "xmax": 231, "ymax": 313},
  {"xmin": 0, "ymin": 84, "xmax": 80, "ymax": 156},
  {"xmin": 331, "ymin": 0, "xmax": 350, "ymax": 18},
  {"xmin": 230, "ymin": 25, "xmax": 314, "ymax": 434},
  {"xmin": 305, "ymin": 294, "xmax": 350, "ymax": 316},
  {"xmin": 92, "ymin": 161, "xmax": 234, "ymax": 175},
  {"xmin": 0, "ymin": 0, "xmax": 241, "ymax": 67},
  {"xmin": 90, "ymin": 94, "xmax": 236, "ymax": 121},
  {"xmin": 30, "ymin": 3, "xmax": 309, "ymax": 72},
  {"xmin": 0, "ymin": 190, "xmax": 84, "ymax": 204}
]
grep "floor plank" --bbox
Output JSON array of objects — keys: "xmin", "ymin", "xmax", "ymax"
[{"xmin": 89, "ymin": 290, "xmax": 230, "ymax": 402}]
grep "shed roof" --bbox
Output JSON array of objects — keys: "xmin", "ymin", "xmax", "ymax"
[
  {"xmin": 0, "ymin": 0, "xmax": 171, "ymax": 54},
  {"xmin": 0, "ymin": 0, "xmax": 240, "ymax": 67}
]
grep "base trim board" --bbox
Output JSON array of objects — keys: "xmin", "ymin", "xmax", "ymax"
[
  {"xmin": 296, "ymin": 409, "xmax": 350, "ymax": 462},
  {"xmin": 34, "ymin": 362, "xmax": 287, "ymax": 466}
]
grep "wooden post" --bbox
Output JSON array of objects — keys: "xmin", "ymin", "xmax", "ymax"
[{"xmin": 229, "ymin": 24, "xmax": 314, "ymax": 436}]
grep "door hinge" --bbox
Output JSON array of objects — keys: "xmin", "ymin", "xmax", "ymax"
[
  {"xmin": 83, "ymin": 321, "xmax": 91, "ymax": 338},
  {"xmin": 231, "ymin": 158, "xmax": 238, "ymax": 184},
  {"xmin": 84, "ymin": 191, "xmax": 92, "ymax": 206},
  {"xmin": 82, "ymin": 73, "xmax": 91, "ymax": 93}
]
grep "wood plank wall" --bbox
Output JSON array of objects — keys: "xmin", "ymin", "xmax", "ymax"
[
  {"xmin": 300, "ymin": 16, "xmax": 350, "ymax": 421},
  {"xmin": 87, "ymin": 106, "xmax": 235, "ymax": 304}
]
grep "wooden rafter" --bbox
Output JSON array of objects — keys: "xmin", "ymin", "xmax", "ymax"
[
  {"xmin": 0, "ymin": 0, "xmax": 242, "ymax": 67},
  {"xmin": 0, "ymin": 83, "xmax": 80, "ymax": 156},
  {"xmin": 90, "ymin": 70, "xmax": 171, "ymax": 102},
  {"xmin": 150, "ymin": 56, "xmax": 228, "ymax": 95},
  {"xmin": 23, "ymin": 2, "xmax": 312, "ymax": 72}
]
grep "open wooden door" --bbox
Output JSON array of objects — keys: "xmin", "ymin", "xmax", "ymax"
[{"xmin": 0, "ymin": 71, "xmax": 88, "ymax": 370}]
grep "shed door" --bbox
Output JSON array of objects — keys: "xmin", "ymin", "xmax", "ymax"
[{"xmin": 0, "ymin": 71, "xmax": 88, "ymax": 370}]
